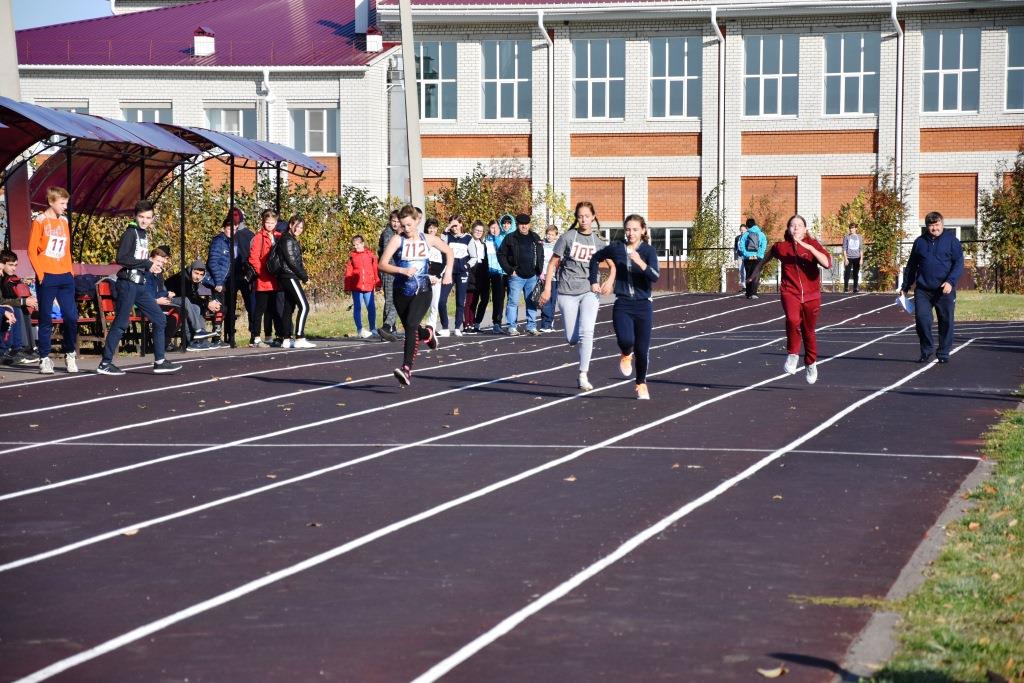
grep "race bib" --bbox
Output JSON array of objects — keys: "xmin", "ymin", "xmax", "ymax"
[
  {"xmin": 135, "ymin": 234, "xmax": 150, "ymax": 260},
  {"xmin": 402, "ymin": 239, "xmax": 428, "ymax": 260},
  {"xmin": 44, "ymin": 235, "xmax": 67, "ymax": 259},
  {"xmin": 568, "ymin": 240, "xmax": 595, "ymax": 262},
  {"xmin": 848, "ymin": 237, "xmax": 860, "ymax": 250}
]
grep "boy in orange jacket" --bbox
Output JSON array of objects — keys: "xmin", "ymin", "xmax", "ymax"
[
  {"xmin": 28, "ymin": 186, "xmax": 78, "ymax": 374},
  {"xmin": 344, "ymin": 235, "xmax": 381, "ymax": 338}
]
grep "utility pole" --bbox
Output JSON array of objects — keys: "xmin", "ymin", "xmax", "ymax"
[
  {"xmin": 0, "ymin": 0, "xmax": 32, "ymax": 259},
  {"xmin": 397, "ymin": 0, "xmax": 424, "ymax": 209}
]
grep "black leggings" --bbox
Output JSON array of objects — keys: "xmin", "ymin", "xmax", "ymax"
[
  {"xmin": 613, "ymin": 298, "xmax": 653, "ymax": 384},
  {"xmin": 394, "ymin": 288, "xmax": 433, "ymax": 368},
  {"xmin": 280, "ymin": 278, "xmax": 310, "ymax": 338},
  {"xmin": 254, "ymin": 290, "xmax": 282, "ymax": 340},
  {"xmin": 489, "ymin": 273, "xmax": 507, "ymax": 325}
]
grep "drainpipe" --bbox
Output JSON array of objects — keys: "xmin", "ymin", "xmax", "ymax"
[
  {"xmin": 890, "ymin": 0, "xmax": 903, "ymax": 193},
  {"xmin": 538, "ymin": 10, "xmax": 554, "ymax": 225},
  {"xmin": 711, "ymin": 7, "xmax": 725, "ymax": 241},
  {"xmin": 260, "ymin": 68, "xmax": 274, "ymax": 142}
]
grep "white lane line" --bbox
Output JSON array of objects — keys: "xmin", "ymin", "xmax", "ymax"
[
  {"xmin": 0, "ymin": 304, "xmax": 897, "ymax": 575},
  {"xmin": 0, "ymin": 297, "xmax": 776, "ymax": 460},
  {"xmin": 410, "ymin": 337, "xmax": 977, "ymax": 683},
  {"xmin": 10, "ymin": 317, "xmax": 915, "ymax": 683},
  {"xmin": 0, "ymin": 293, "xmax": 730, "ymax": 416}
]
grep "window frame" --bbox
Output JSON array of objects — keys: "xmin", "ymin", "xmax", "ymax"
[
  {"xmin": 481, "ymin": 39, "xmax": 532, "ymax": 121},
  {"xmin": 121, "ymin": 107, "xmax": 172, "ymax": 124},
  {"xmin": 572, "ymin": 38, "xmax": 627, "ymax": 121},
  {"xmin": 415, "ymin": 41, "xmax": 458, "ymax": 121},
  {"xmin": 742, "ymin": 34, "xmax": 800, "ymax": 118},
  {"xmin": 921, "ymin": 27, "xmax": 981, "ymax": 114},
  {"xmin": 1006, "ymin": 26, "xmax": 1024, "ymax": 112},
  {"xmin": 289, "ymin": 108, "xmax": 339, "ymax": 155},
  {"xmin": 648, "ymin": 36, "xmax": 702, "ymax": 120},
  {"xmin": 206, "ymin": 107, "xmax": 257, "ymax": 138},
  {"xmin": 822, "ymin": 31, "xmax": 881, "ymax": 117}
]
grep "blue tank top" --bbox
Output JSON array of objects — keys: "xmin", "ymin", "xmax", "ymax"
[{"xmin": 395, "ymin": 232, "xmax": 431, "ymax": 295}]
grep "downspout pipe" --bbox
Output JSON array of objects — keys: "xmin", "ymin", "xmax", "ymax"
[
  {"xmin": 538, "ymin": 10, "xmax": 554, "ymax": 225},
  {"xmin": 711, "ymin": 7, "xmax": 725, "ymax": 241},
  {"xmin": 890, "ymin": 0, "xmax": 904, "ymax": 192}
]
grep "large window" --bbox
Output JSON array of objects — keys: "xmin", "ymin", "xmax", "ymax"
[
  {"xmin": 1008, "ymin": 27, "xmax": 1024, "ymax": 110},
  {"xmin": 573, "ymin": 39, "xmax": 626, "ymax": 119},
  {"xmin": 122, "ymin": 106, "xmax": 172, "ymax": 123},
  {"xmin": 207, "ymin": 108, "xmax": 257, "ymax": 138},
  {"xmin": 650, "ymin": 37, "xmax": 702, "ymax": 118},
  {"xmin": 744, "ymin": 35, "xmax": 799, "ymax": 116},
  {"xmin": 415, "ymin": 41, "xmax": 457, "ymax": 120},
  {"xmin": 482, "ymin": 40, "xmax": 532, "ymax": 120},
  {"xmin": 824, "ymin": 32, "xmax": 880, "ymax": 115},
  {"xmin": 290, "ymin": 109, "xmax": 338, "ymax": 154},
  {"xmin": 922, "ymin": 28, "xmax": 980, "ymax": 113}
]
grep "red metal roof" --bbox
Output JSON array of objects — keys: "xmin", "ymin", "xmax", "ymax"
[{"xmin": 17, "ymin": 0, "xmax": 389, "ymax": 68}]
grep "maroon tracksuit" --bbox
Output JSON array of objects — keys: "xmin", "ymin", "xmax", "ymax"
[{"xmin": 765, "ymin": 236, "xmax": 832, "ymax": 365}]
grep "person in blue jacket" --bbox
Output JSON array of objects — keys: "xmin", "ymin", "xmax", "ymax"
[
  {"xmin": 484, "ymin": 214, "xmax": 515, "ymax": 333},
  {"xmin": 900, "ymin": 211, "xmax": 964, "ymax": 364},
  {"xmin": 589, "ymin": 213, "xmax": 661, "ymax": 400},
  {"xmin": 739, "ymin": 217, "xmax": 767, "ymax": 299}
]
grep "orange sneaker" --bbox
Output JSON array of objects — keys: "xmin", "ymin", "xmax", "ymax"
[
  {"xmin": 635, "ymin": 383, "xmax": 650, "ymax": 400},
  {"xmin": 619, "ymin": 353, "xmax": 634, "ymax": 377}
]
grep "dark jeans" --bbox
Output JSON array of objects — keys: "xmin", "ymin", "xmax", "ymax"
[
  {"xmin": 844, "ymin": 258, "xmax": 861, "ymax": 292},
  {"xmin": 253, "ymin": 290, "xmax": 283, "ymax": 340},
  {"xmin": 612, "ymin": 298, "xmax": 653, "ymax": 384},
  {"xmin": 744, "ymin": 258, "xmax": 761, "ymax": 298},
  {"xmin": 541, "ymin": 279, "xmax": 557, "ymax": 329},
  {"xmin": 394, "ymin": 288, "xmax": 432, "ymax": 368},
  {"xmin": 439, "ymin": 276, "xmax": 468, "ymax": 330},
  {"xmin": 102, "ymin": 278, "xmax": 166, "ymax": 363},
  {"xmin": 381, "ymin": 273, "xmax": 398, "ymax": 329},
  {"xmin": 488, "ymin": 272, "xmax": 507, "ymax": 325},
  {"xmin": 914, "ymin": 287, "xmax": 956, "ymax": 360},
  {"xmin": 1, "ymin": 306, "xmax": 29, "ymax": 353},
  {"xmin": 36, "ymin": 271, "xmax": 77, "ymax": 356}
]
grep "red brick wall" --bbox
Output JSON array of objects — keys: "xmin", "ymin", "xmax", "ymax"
[
  {"xmin": 820, "ymin": 175, "xmax": 873, "ymax": 217},
  {"xmin": 421, "ymin": 135, "xmax": 531, "ymax": 158},
  {"xmin": 571, "ymin": 133, "xmax": 700, "ymax": 157},
  {"xmin": 742, "ymin": 130, "xmax": 877, "ymax": 155},
  {"xmin": 741, "ymin": 176, "xmax": 798, "ymax": 237},
  {"xmin": 920, "ymin": 127, "xmax": 1024, "ymax": 153},
  {"xmin": 647, "ymin": 178, "xmax": 700, "ymax": 222},
  {"xmin": 571, "ymin": 178, "xmax": 625, "ymax": 225},
  {"xmin": 919, "ymin": 174, "xmax": 977, "ymax": 221},
  {"xmin": 204, "ymin": 160, "xmax": 258, "ymax": 191}
]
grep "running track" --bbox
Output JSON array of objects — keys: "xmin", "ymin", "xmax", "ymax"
[{"xmin": 1, "ymin": 293, "xmax": 1021, "ymax": 682}]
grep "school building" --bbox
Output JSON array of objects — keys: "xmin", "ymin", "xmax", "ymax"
[{"xmin": 14, "ymin": 0, "xmax": 1024, "ymax": 254}]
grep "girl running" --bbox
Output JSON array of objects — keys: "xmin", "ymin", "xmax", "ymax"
[
  {"xmin": 589, "ymin": 214, "xmax": 660, "ymax": 400},
  {"xmin": 748, "ymin": 214, "xmax": 832, "ymax": 384},
  {"xmin": 539, "ymin": 201, "xmax": 606, "ymax": 391},
  {"xmin": 378, "ymin": 205, "xmax": 453, "ymax": 386}
]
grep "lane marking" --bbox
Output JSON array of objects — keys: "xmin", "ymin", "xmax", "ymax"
[
  {"xmin": 410, "ymin": 338, "xmax": 977, "ymax": 683},
  {"xmin": 10, "ymin": 319, "xmax": 919, "ymax": 682}
]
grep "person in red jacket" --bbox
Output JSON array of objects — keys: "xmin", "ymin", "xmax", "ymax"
[
  {"xmin": 748, "ymin": 214, "xmax": 832, "ymax": 385},
  {"xmin": 344, "ymin": 235, "xmax": 381, "ymax": 338},
  {"xmin": 247, "ymin": 209, "xmax": 283, "ymax": 348}
]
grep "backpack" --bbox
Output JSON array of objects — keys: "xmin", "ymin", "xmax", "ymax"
[
  {"xmin": 266, "ymin": 240, "xmax": 284, "ymax": 275},
  {"xmin": 745, "ymin": 230, "xmax": 761, "ymax": 254}
]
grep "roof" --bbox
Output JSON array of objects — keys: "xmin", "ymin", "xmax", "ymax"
[{"xmin": 17, "ymin": 0, "xmax": 389, "ymax": 68}]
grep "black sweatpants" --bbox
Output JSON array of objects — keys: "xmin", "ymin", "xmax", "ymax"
[
  {"xmin": 843, "ymin": 257, "xmax": 861, "ymax": 292},
  {"xmin": 394, "ymin": 288, "xmax": 433, "ymax": 368},
  {"xmin": 612, "ymin": 298, "xmax": 653, "ymax": 384},
  {"xmin": 280, "ymin": 277, "xmax": 310, "ymax": 338},
  {"xmin": 488, "ymin": 272, "xmax": 507, "ymax": 325}
]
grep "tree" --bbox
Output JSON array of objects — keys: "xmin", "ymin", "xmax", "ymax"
[
  {"xmin": 532, "ymin": 184, "xmax": 574, "ymax": 230},
  {"xmin": 978, "ymin": 148, "xmax": 1024, "ymax": 293},
  {"xmin": 687, "ymin": 183, "xmax": 726, "ymax": 292}
]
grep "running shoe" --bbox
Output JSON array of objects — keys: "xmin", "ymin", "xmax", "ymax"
[
  {"xmin": 784, "ymin": 353, "xmax": 799, "ymax": 375},
  {"xmin": 619, "ymin": 353, "xmax": 634, "ymax": 377},
  {"xmin": 14, "ymin": 352, "xmax": 41, "ymax": 366},
  {"xmin": 635, "ymin": 383, "xmax": 650, "ymax": 400},
  {"xmin": 394, "ymin": 365, "xmax": 412, "ymax": 386},
  {"xmin": 377, "ymin": 327, "xmax": 397, "ymax": 342},
  {"xmin": 293, "ymin": 338, "xmax": 317, "ymax": 348},
  {"xmin": 805, "ymin": 363, "xmax": 818, "ymax": 384},
  {"xmin": 578, "ymin": 372, "xmax": 593, "ymax": 391},
  {"xmin": 540, "ymin": 327, "xmax": 555, "ymax": 333},
  {"xmin": 39, "ymin": 357, "xmax": 54, "ymax": 374},
  {"xmin": 192, "ymin": 329, "xmax": 215, "ymax": 341},
  {"xmin": 437, "ymin": 329, "xmax": 451, "ymax": 337},
  {"xmin": 269, "ymin": 338, "xmax": 283, "ymax": 348},
  {"xmin": 453, "ymin": 328, "xmax": 463, "ymax": 337},
  {"xmin": 96, "ymin": 361, "xmax": 125, "ymax": 376},
  {"xmin": 186, "ymin": 342, "xmax": 212, "ymax": 352},
  {"xmin": 492, "ymin": 323, "xmax": 502, "ymax": 334},
  {"xmin": 526, "ymin": 328, "xmax": 539, "ymax": 336},
  {"xmin": 65, "ymin": 351, "xmax": 79, "ymax": 374},
  {"xmin": 425, "ymin": 326, "xmax": 438, "ymax": 350},
  {"xmin": 249, "ymin": 337, "xmax": 264, "ymax": 348},
  {"xmin": 281, "ymin": 338, "xmax": 294, "ymax": 349},
  {"xmin": 358, "ymin": 329, "xmax": 372, "ymax": 339},
  {"xmin": 153, "ymin": 359, "xmax": 182, "ymax": 374},
  {"xmin": 506, "ymin": 326, "xmax": 521, "ymax": 336}
]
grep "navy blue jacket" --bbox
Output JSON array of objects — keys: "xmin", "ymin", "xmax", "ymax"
[
  {"xmin": 902, "ymin": 230, "xmax": 964, "ymax": 292},
  {"xmin": 588, "ymin": 241, "xmax": 660, "ymax": 300},
  {"xmin": 207, "ymin": 227, "xmax": 255, "ymax": 287}
]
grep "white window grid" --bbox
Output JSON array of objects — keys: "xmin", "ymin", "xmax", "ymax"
[
  {"xmin": 1007, "ymin": 27, "xmax": 1024, "ymax": 111},
  {"xmin": 221, "ymin": 109, "xmax": 242, "ymax": 135},
  {"xmin": 743, "ymin": 35, "xmax": 799, "ymax": 117},
  {"xmin": 649, "ymin": 37, "xmax": 701, "ymax": 119},
  {"xmin": 573, "ymin": 39, "xmax": 626, "ymax": 120},
  {"xmin": 304, "ymin": 109, "xmax": 327, "ymax": 154},
  {"xmin": 922, "ymin": 28, "xmax": 980, "ymax": 113},
  {"xmin": 823, "ymin": 32, "xmax": 880, "ymax": 115},
  {"xmin": 482, "ymin": 40, "xmax": 530, "ymax": 120},
  {"xmin": 122, "ymin": 107, "xmax": 172, "ymax": 123},
  {"xmin": 416, "ymin": 41, "xmax": 457, "ymax": 120}
]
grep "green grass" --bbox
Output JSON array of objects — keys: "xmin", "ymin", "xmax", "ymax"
[
  {"xmin": 954, "ymin": 292, "xmax": 1024, "ymax": 322},
  {"xmin": 872, "ymin": 397, "xmax": 1024, "ymax": 683}
]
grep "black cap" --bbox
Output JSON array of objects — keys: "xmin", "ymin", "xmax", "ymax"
[{"xmin": 515, "ymin": 213, "xmax": 531, "ymax": 225}]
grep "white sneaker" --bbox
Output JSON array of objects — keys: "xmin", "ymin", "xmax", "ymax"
[
  {"xmin": 281, "ymin": 338, "xmax": 294, "ymax": 349},
  {"xmin": 506, "ymin": 326, "xmax": 521, "ymax": 336},
  {"xmin": 65, "ymin": 351, "xmax": 79, "ymax": 374},
  {"xmin": 39, "ymin": 357, "xmax": 54, "ymax": 374},
  {"xmin": 249, "ymin": 336, "xmax": 263, "ymax": 348},
  {"xmin": 437, "ymin": 329, "xmax": 451, "ymax": 337},
  {"xmin": 358, "ymin": 329, "xmax": 372, "ymax": 339},
  {"xmin": 292, "ymin": 338, "xmax": 317, "ymax": 348},
  {"xmin": 784, "ymin": 353, "xmax": 799, "ymax": 375},
  {"xmin": 806, "ymin": 363, "xmax": 818, "ymax": 384},
  {"xmin": 578, "ymin": 372, "xmax": 593, "ymax": 391},
  {"xmin": 453, "ymin": 328, "xmax": 463, "ymax": 337}
]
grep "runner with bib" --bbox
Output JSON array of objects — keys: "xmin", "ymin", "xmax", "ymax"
[{"xmin": 378, "ymin": 205, "xmax": 454, "ymax": 386}]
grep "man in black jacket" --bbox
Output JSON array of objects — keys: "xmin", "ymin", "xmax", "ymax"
[
  {"xmin": 97, "ymin": 200, "xmax": 181, "ymax": 376},
  {"xmin": 162, "ymin": 259, "xmax": 221, "ymax": 350},
  {"xmin": 497, "ymin": 213, "xmax": 543, "ymax": 335}
]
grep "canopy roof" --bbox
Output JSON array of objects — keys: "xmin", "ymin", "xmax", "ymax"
[{"xmin": 0, "ymin": 96, "xmax": 326, "ymax": 216}]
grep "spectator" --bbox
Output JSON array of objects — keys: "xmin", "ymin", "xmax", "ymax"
[
  {"xmin": 97, "ymin": 200, "xmax": 181, "ymax": 375},
  {"xmin": 901, "ymin": 211, "xmax": 964, "ymax": 365},
  {"xmin": 28, "ymin": 186, "xmax": 78, "ymax": 374},
  {"xmin": 247, "ymin": 209, "xmax": 283, "ymax": 348},
  {"xmin": 344, "ymin": 233, "xmax": 380, "ymax": 340},
  {"xmin": 377, "ymin": 210, "xmax": 401, "ymax": 341},
  {"xmin": 484, "ymin": 216, "xmax": 514, "ymax": 333},
  {"xmin": 0, "ymin": 250, "xmax": 40, "ymax": 366},
  {"xmin": 277, "ymin": 215, "xmax": 316, "ymax": 349},
  {"xmin": 539, "ymin": 224, "xmax": 559, "ymax": 332},
  {"xmin": 438, "ymin": 215, "xmax": 471, "ymax": 337},
  {"xmin": 498, "ymin": 212, "xmax": 543, "ymax": 336},
  {"xmin": 739, "ymin": 217, "xmax": 767, "ymax": 299},
  {"xmin": 423, "ymin": 218, "xmax": 446, "ymax": 332},
  {"xmin": 464, "ymin": 220, "xmax": 488, "ymax": 333},
  {"xmin": 162, "ymin": 259, "xmax": 221, "ymax": 351},
  {"xmin": 207, "ymin": 207, "xmax": 255, "ymax": 344},
  {"xmin": 733, "ymin": 223, "xmax": 748, "ymax": 294},
  {"xmin": 842, "ymin": 221, "xmax": 863, "ymax": 293}
]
